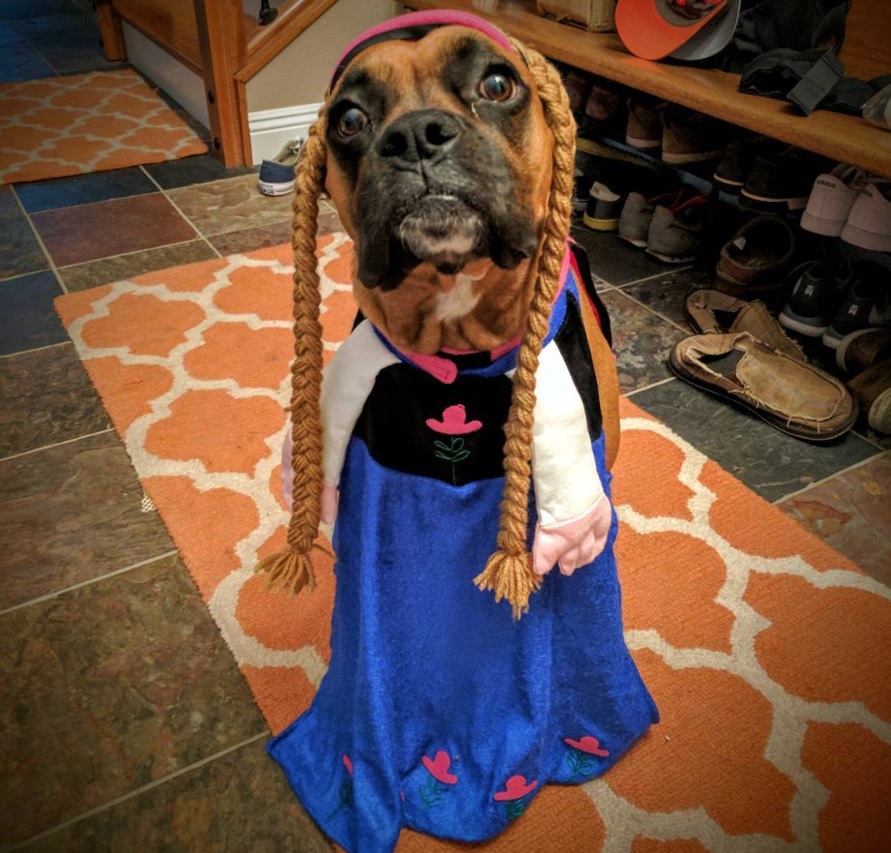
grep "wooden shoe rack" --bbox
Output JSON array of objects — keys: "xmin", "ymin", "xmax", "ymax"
[{"xmin": 403, "ymin": 0, "xmax": 891, "ymax": 180}]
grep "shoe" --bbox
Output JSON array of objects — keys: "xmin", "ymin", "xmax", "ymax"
[
  {"xmin": 778, "ymin": 261, "xmax": 846, "ymax": 338},
  {"xmin": 800, "ymin": 164, "xmax": 868, "ymax": 236},
  {"xmin": 625, "ymin": 93, "xmax": 663, "ymax": 150},
  {"xmin": 836, "ymin": 327, "xmax": 891, "ymax": 375},
  {"xmin": 848, "ymin": 359, "xmax": 891, "ymax": 434},
  {"xmin": 821, "ymin": 264, "xmax": 886, "ymax": 350},
  {"xmin": 840, "ymin": 183, "xmax": 891, "ymax": 252},
  {"xmin": 715, "ymin": 216, "xmax": 796, "ymax": 302},
  {"xmin": 661, "ymin": 105, "xmax": 727, "ymax": 164},
  {"xmin": 686, "ymin": 289, "xmax": 805, "ymax": 361},
  {"xmin": 618, "ymin": 186, "xmax": 685, "ymax": 248},
  {"xmin": 669, "ymin": 332, "xmax": 857, "ymax": 442},
  {"xmin": 583, "ymin": 181, "xmax": 624, "ymax": 230},
  {"xmin": 580, "ymin": 156, "xmax": 659, "ymax": 231},
  {"xmin": 713, "ymin": 137, "xmax": 753, "ymax": 191},
  {"xmin": 583, "ymin": 77, "xmax": 627, "ymax": 134},
  {"xmin": 862, "ymin": 83, "xmax": 891, "ymax": 131},
  {"xmin": 563, "ymin": 68, "xmax": 592, "ymax": 116},
  {"xmin": 741, "ymin": 146, "xmax": 825, "ymax": 211},
  {"xmin": 258, "ymin": 138, "xmax": 303, "ymax": 196},
  {"xmin": 645, "ymin": 194, "xmax": 708, "ymax": 263}
]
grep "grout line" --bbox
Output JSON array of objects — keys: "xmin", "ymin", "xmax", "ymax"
[
  {"xmin": 611, "ymin": 286, "xmax": 692, "ymax": 336},
  {"xmin": 624, "ymin": 376, "xmax": 676, "ymax": 398},
  {"xmin": 53, "ymin": 235, "xmax": 209, "ymax": 274},
  {"xmin": 0, "ymin": 427, "xmax": 115, "ymax": 464},
  {"xmin": 140, "ymin": 166, "xmax": 223, "ymax": 259},
  {"xmin": 8, "ymin": 187, "xmax": 68, "ymax": 293},
  {"xmin": 0, "ymin": 550, "xmax": 180, "ymax": 617},
  {"xmin": 770, "ymin": 450, "xmax": 889, "ymax": 505},
  {"xmin": 0, "ymin": 340, "xmax": 72, "ymax": 360},
  {"xmin": 7, "ymin": 732, "xmax": 270, "ymax": 850}
]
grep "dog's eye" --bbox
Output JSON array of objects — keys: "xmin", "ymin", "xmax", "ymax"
[
  {"xmin": 478, "ymin": 72, "xmax": 516, "ymax": 103},
  {"xmin": 336, "ymin": 107, "xmax": 369, "ymax": 138}
]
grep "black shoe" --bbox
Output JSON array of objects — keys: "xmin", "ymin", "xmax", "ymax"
[
  {"xmin": 778, "ymin": 262, "xmax": 846, "ymax": 338},
  {"xmin": 741, "ymin": 146, "xmax": 827, "ymax": 212},
  {"xmin": 822, "ymin": 263, "xmax": 885, "ymax": 350}
]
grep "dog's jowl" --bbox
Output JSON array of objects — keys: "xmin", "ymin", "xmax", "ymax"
[{"xmin": 265, "ymin": 12, "xmax": 658, "ymax": 852}]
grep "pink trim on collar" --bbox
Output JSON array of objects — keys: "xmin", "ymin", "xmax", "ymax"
[{"xmin": 329, "ymin": 9, "xmax": 514, "ymax": 91}]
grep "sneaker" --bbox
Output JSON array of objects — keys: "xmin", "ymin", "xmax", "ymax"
[
  {"xmin": 840, "ymin": 183, "xmax": 891, "ymax": 252},
  {"xmin": 713, "ymin": 137, "xmax": 753, "ymax": 191},
  {"xmin": 645, "ymin": 194, "xmax": 708, "ymax": 263},
  {"xmin": 625, "ymin": 93, "xmax": 663, "ymax": 150},
  {"xmin": 661, "ymin": 105, "xmax": 727, "ymax": 165},
  {"xmin": 741, "ymin": 146, "xmax": 826, "ymax": 212},
  {"xmin": 715, "ymin": 215, "xmax": 797, "ymax": 302},
  {"xmin": 800, "ymin": 164, "xmax": 868, "ymax": 236},
  {"xmin": 618, "ymin": 187, "xmax": 684, "ymax": 248},
  {"xmin": 836, "ymin": 327, "xmax": 891, "ymax": 375},
  {"xmin": 573, "ymin": 166, "xmax": 594, "ymax": 214},
  {"xmin": 258, "ymin": 138, "xmax": 303, "ymax": 196},
  {"xmin": 822, "ymin": 264, "xmax": 886, "ymax": 349},
  {"xmin": 583, "ymin": 181, "xmax": 624, "ymax": 230},
  {"xmin": 563, "ymin": 68, "xmax": 592, "ymax": 117},
  {"xmin": 778, "ymin": 262, "xmax": 846, "ymax": 337}
]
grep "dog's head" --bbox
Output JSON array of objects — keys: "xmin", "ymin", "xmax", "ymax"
[{"xmin": 319, "ymin": 14, "xmax": 556, "ymax": 353}]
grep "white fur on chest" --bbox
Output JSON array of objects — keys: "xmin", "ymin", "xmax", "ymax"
[{"xmin": 435, "ymin": 272, "xmax": 482, "ymax": 322}]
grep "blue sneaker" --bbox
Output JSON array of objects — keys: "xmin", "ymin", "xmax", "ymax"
[{"xmin": 258, "ymin": 139, "xmax": 303, "ymax": 196}]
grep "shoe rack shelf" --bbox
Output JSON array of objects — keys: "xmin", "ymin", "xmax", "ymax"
[{"xmin": 402, "ymin": 0, "xmax": 891, "ymax": 180}]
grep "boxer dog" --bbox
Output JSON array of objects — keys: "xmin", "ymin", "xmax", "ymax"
[{"xmin": 263, "ymin": 12, "xmax": 656, "ymax": 852}]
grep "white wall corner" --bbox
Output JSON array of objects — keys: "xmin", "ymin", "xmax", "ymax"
[{"xmin": 248, "ymin": 103, "xmax": 323, "ymax": 165}]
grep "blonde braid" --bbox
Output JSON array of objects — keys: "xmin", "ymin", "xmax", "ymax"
[
  {"xmin": 255, "ymin": 114, "xmax": 329, "ymax": 593},
  {"xmin": 474, "ymin": 42, "xmax": 577, "ymax": 619}
]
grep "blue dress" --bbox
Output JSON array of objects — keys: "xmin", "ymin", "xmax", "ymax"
[{"xmin": 268, "ymin": 264, "xmax": 658, "ymax": 852}]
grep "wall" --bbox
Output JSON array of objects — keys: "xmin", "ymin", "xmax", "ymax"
[{"xmin": 246, "ymin": 0, "xmax": 400, "ymax": 112}]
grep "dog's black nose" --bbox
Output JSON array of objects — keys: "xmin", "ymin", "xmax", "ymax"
[{"xmin": 376, "ymin": 110, "xmax": 460, "ymax": 167}]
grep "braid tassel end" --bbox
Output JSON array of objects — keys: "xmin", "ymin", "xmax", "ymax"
[
  {"xmin": 474, "ymin": 550, "xmax": 542, "ymax": 620},
  {"xmin": 256, "ymin": 548, "xmax": 317, "ymax": 596}
]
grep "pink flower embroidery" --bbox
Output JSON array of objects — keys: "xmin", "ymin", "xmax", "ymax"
[
  {"xmin": 343, "ymin": 754, "xmax": 354, "ymax": 777},
  {"xmin": 564, "ymin": 736, "xmax": 609, "ymax": 757},
  {"xmin": 421, "ymin": 750, "xmax": 459, "ymax": 784},
  {"xmin": 426, "ymin": 404, "xmax": 482, "ymax": 435},
  {"xmin": 493, "ymin": 775, "xmax": 538, "ymax": 802}
]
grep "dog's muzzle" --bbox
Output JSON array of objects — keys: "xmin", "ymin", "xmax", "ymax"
[{"xmin": 354, "ymin": 109, "xmax": 539, "ymax": 290}]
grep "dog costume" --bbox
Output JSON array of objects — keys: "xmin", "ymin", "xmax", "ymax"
[{"xmin": 264, "ymin": 13, "xmax": 657, "ymax": 852}]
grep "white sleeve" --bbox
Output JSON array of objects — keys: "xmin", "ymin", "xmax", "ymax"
[
  {"xmin": 320, "ymin": 320, "xmax": 400, "ymax": 486},
  {"xmin": 529, "ymin": 341, "xmax": 605, "ymax": 527}
]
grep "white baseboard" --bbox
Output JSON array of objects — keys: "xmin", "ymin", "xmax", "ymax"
[{"xmin": 248, "ymin": 103, "xmax": 323, "ymax": 165}]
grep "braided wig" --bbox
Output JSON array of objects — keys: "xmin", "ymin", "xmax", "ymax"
[{"xmin": 256, "ymin": 36, "xmax": 578, "ymax": 619}]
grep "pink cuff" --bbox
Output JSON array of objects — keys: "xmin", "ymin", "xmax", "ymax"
[
  {"xmin": 321, "ymin": 480, "xmax": 339, "ymax": 525},
  {"xmin": 532, "ymin": 494, "xmax": 612, "ymax": 576}
]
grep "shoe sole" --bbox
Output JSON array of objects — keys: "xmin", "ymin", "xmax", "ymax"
[
  {"xmin": 800, "ymin": 211, "xmax": 845, "ymax": 236},
  {"xmin": 618, "ymin": 234, "xmax": 647, "ymax": 249},
  {"xmin": 583, "ymin": 214, "xmax": 619, "ymax": 231},
  {"xmin": 258, "ymin": 180, "xmax": 295, "ymax": 196},
  {"xmin": 777, "ymin": 309, "xmax": 828, "ymax": 338},
  {"xmin": 840, "ymin": 222, "xmax": 891, "ymax": 252},
  {"xmin": 625, "ymin": 135, "xmax": 660, "ymax": 149},
  {"xmin": 667, "ymin": 349, "xmax": 856, "ymax": 442}
]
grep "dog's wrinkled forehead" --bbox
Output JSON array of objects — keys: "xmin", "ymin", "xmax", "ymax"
[{"xmin": 327, "ymin": 10, "xmax": 516, "ymax": 94}]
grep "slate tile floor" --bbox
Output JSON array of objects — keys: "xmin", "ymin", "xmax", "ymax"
[{"xmin": 2, "ymin": 2, "xmax": 890, "ymax": 850}]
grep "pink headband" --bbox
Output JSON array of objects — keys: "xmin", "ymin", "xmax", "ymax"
[{"xmin": 328, "ymin": 10, "xmax": 515, "ymax": 93}]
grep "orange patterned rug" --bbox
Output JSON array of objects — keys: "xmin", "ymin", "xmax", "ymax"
[
  {"xmin": 56, "ymin": 238, "xmax": 891, "ymax": 852},
  {"xmin": 0, "ymin": 69, "xmax": 208, "ymax": 185}
]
